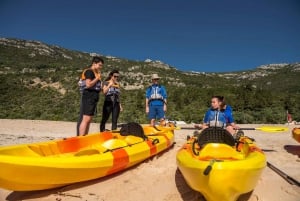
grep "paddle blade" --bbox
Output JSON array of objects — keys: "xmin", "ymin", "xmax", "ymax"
[
  {"xmin": 256, "ymin": 126, "xmax": 288, "ymax": 132},
  {"xmin": 239, "ymin": 126, "xmax": 289, "ymax": 132}
]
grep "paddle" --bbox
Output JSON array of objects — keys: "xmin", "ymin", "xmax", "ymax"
[
  {"xmin": 180, "ymin": 126, "xmax": 288, "ymax": 132},
  {"xmin": 178, "ymin": 127, "xmax": 201, "ymax": 130},
  {"xmin": 267, "ymin": 162, "xmax": 300, "ymax": 187},
  {"xmin": 177, "ymin": 124, "xmax": 202, "ymax": 130},
  {"xmin": 238, "ymin": 126, "xmax": 288, "ymax": 132}
]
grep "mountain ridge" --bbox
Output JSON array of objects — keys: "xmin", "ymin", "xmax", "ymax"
[{"xmin": 1, "ymin": 37, "xmax": 300, "ymax": 123}]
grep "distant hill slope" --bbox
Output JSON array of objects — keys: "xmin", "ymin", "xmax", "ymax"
[{"xmin": 1, "ymin": 37, "xmax": 300, "ymax": 124}]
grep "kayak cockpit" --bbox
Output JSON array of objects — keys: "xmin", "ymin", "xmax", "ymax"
[{"xmin": 0, "ymin": 133, "xmax": 145, "ymax": 157}]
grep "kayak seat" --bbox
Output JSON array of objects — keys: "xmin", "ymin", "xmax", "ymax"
[
  {"xmin": 124, "ymin": 136, "xmax": 144, "ymax": 145},
  {"xmin": 74, "ymin": 143, "xmax": 107, "ymax": 156},
  {"xmin": 101, "ymin": 139, "xmax": 128, "ymax": 150},
  {"xmin": 1, "ymin": 145, "xmax": 42, "ymax": 157},
  {"xmin": 143, "ymin": 126, "xmax": 156, "ymax": 135},
  {"xmin": 74, "ymin": 149, "xmax": 101, "ymax": 156},
  {"xmin": 29, "ymin": 142, "xmax": 61, "ymax": 156},
  {"xmin": 197, "ymin": 127, "xmax": 235, "ymax": 147},
  {"xmin": 113, "ymin": 133, "xmax": 144, "ymax": 145},
  {"xmin": 199, "ymin": 143, "xmax": 244, "ymax": 160},
  {"xmin": 75, "ymin": 137, "xmax": 143, "ymax": 156}
]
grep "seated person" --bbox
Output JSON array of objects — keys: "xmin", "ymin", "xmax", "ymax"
[
  {"xmin": 202, "ymin": 96, "xmax": 240, "ymax": 136},
  {"xmin": 194, "ymin": 96, "xmax": 233, "ymax": 130}
]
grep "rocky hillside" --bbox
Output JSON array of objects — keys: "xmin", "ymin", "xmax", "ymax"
[{"xmin": 1, "ymin": 37, "xmax": 300, "ymax": 124}]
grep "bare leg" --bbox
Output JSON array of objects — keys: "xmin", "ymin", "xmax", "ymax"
[
  {"xmin": 150, "ymin": 119, "xmax": 155, "ymax": 126},
  {"xmin": 86, "ymin": 123, "xmax": 90, "ymax": 134},
  {"xmin": 159, "ymin": 118, "xmax": 166, "ymax": 126},
  {"xmin": 76, "ymin": 95, "xmax": 83, "ymax": 136},
  {"xmin": 79, "ymin": 115, "xmax": 93, "ymax": 136}
]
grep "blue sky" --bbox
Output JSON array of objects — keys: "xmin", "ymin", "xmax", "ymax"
[{"xmin": 1, "ymin": 0, "xmax": 300, "ymax": 72}]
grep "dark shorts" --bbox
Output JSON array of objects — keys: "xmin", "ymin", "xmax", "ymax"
[
  {"xmin": 82, "ymin": 91, "xmax": 99, "ymax": 116},
  {"xmin": 148, "ymin": 105, "xmax": 165, "ymax": 120}
]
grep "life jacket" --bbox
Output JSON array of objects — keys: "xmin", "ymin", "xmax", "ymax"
[
  {"xmin": 148, "ymin": 85, "xmax": 164, "ymax": 102},
  {"xmin": 206, "ymin": 109, "xmax": 227, "ymax": 128},
  {"xmin": 105, "ymin": 82, "xmax": 121, "ymax": 102},
  {"xmin": 106, "ymin": 83, "xmax": 120, "ymax": 96},
  {"xmin": 78, "ymin": 68, "xmax": 101, "ymax": 93}
]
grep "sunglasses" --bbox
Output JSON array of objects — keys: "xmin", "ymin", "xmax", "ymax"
[{"xmin": 113, "ymin": 75, "xmax": 119, "ymax": 78}]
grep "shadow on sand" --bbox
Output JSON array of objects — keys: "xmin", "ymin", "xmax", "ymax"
[
  {"xmin": 284, "ymin": 145, "xmax": 300, "ymax": 157},
  {"xmin": 5, "ymin": 171, "xmax": 123, "ymax": 201},
  {"xmin": 175, "ymin": 168, "xmax": 257, "ymax": 201},
  {"xmin": 175, "ymin": 168, "xmax": 205, "ymax": 201}
]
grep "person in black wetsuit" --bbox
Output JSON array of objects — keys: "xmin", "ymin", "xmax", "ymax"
[{"xmin": 100, "ymin": 70, "xmax": 123, "ymax": 131}]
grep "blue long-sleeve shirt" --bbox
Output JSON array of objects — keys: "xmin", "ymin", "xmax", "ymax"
[{"xmin": 203, "ymin": 107, "xmax": 234, "ymax": 127}]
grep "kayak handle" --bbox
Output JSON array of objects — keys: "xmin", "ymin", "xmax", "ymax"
[
  {"xmin": 192, "ymin": 139, "xmax": 199, "ymax": 156},
  {"xmin": 152, "ymin": 138, "xmax": 160, "ymax": 145},
  {"xmin": 203, "ymin": 159, "xmax": 216, "ymax": 176}
]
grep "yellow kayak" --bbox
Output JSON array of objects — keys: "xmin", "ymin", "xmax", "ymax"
[
  {"xmin": 292, "ymin": 127, "xmax": 300, "ymax": 143},
  {"xmin": 0, "ymin": 123, "xmax": 175, "ymax": 191},
  {"xmin": 176, "ymin": 128, "xmax": 266, "ymax": 201}
]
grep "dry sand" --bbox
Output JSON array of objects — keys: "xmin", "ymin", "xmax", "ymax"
[{"xmin": 0, "ymin": 119, "xmax": 299, "ymax": 201}]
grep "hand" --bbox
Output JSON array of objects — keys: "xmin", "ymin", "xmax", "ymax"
[
  {"xmin": 194, "ymin": 124, "xmax": 201, "ymax": 129},
  {"xmin": 202, "ymin": 125, "xmax": 209, "ymax": 129},
  {"xmin": 163, "ymin": 104, "xmax": 167, "ymax": 112},
  {"xmin": 93, "ymin": 69, "xmax": 101, "ymax": 80},
  {"xmin": 96, "ymin": 73, "xmax": 101, "ymax": 80},
  {"xmin": 109, "ymin": 80, "xmax": 115, "ymax": 87},
  {"xmin": 232, "ymin": 124, "xmax": 240, "ymax": 130},
  {"xmin": 146, "ymin": 106, "xmax": 149, "ymax": 114}
]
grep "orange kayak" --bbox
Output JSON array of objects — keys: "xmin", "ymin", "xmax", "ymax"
[
  {"xmin": 0, "ymin": 124, "xmax": 175, "ymax": 191},
  {"xmin": 292, "ymin": 127, "xmax": 300, "ymax": 143}
]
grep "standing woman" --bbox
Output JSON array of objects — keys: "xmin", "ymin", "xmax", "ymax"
[
  {"xmin": 100, "ymin": 70, "xmax": 122, "ymax": 131},
  {"xmin": 78, "ymin": 56, "xmax": 104, "ymax": 136}
]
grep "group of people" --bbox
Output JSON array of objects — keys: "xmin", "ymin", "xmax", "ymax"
[
  {"xmin": 77, "ymin": 56, "xmax": 242, "ymax": 138},
  {"xmin": 76, "ymin": 56, "xmax": 168, "ymax": 136},
  {"xmin": 77, "ymin": 56, "xmax": 122, "ymax": 136}
]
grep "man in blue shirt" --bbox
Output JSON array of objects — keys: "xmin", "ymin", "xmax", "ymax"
[{"xmin": 145, "ymin": 74, "xmax": 167, "ymax": 126}]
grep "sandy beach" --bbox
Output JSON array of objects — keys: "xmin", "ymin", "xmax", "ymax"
[{"xmin": 0, "ymin": 119, "xmax": 299, "ymax": 201}]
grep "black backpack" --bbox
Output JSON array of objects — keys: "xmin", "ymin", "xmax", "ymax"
[{"xmin": 120, "ymin": 122, "xmax": 147, "ymax": 140}]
